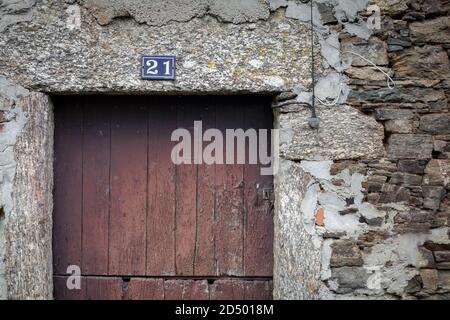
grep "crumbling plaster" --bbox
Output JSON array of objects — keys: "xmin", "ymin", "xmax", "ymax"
[{"xmin": 1, "ymin": 0, "xmax": 448, "ymax": 300}]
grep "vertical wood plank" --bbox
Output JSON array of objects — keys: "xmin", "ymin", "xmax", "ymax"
[
  {"xmin": 53, "ymin": 100, "xmax": 83, "ymax": 275},
  {"xmin": 109, "ymin": 101, "xmax": 148, "ymax": 275},
  {"xmin": 124, "ymin": 278, "xmax": 164, "ymax": 300},
  {"xmin": 215, "ymin": 101, "xmax": 245, "ymax": 276},
  {"xmin": 194, "ymin": 98, "xmax": 216, "ymax": 276},
  {"xmin": 210, "ymin": 279, "xmax": 245, "ymax": 300},
  {"xmin": 164, "ymin": 279, "xmax": 209, "ymax": 300},
  {"xmin": 82, "ymin": 101, "xmax": 110, "ymax": 275},
  {"xmin": 243, "ymin": 99, "xmax": 274, "ymax": 276},
  {"xmin": 86, "ymin": 277, "xmax": 123, "ymax": 300},
  {"xmin": 244, "ymin": 280, "xmax": 273, "ymax": 300},
  {"xmin": 147, "ymin": 100, "xmax": 176, "ymax": 276},
  {"xmin": 53, "ymin": 276, "xmax": 87, "ymax": 300},
  {"xmin": 175, "ymin": 100, "xmax": 199, "ymax": 275}
]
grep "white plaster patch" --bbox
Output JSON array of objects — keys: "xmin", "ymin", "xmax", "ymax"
[
  {"xmin": 269, "ymin": 0, "xmax": 288, "ymax": 11},
  {"xmin": 318, "ymin": 192, "xmax": 346, "ymax": 212},
  {"xmin": 350, "ymin": 173, "xmax": 365, "ymax": 205},
  {"xmin": 321, "ymin": 239, "xmax": 333, "ymax": 280},
  {"xmin": 323, "ymin": 208, "xmax": 363, "ymax": 235},
  {"xmin": 285, "ymin": 0, "xmax": 322, "ymax": 26},
  {"xmin": 301, "ymin": 182, "xmax": 320, "ymax": 235},
  {"xmin": 319, "ymin": 32, "xmax": 342, "ymax": 71},
  {"xmin": 363, "ymin": 229, "xmax": 450, "ymax": 295},
  {"xmin": 335, "ymin": 0, "xmax": 369, "ymax": 22},
  {"xmin": 358, "ymin": 202, "xmax": 386, "ymax": 220},
  {"xmin": 343, "ymin": 21, "xmax": 372, "ymax": 40},
  {"xmin": 314, "ymin": 71, "xmax": 342, "ymax": 103},
  {"xmin": 300, "ymin": 160, "xmax": 332, "ymax": 180}
]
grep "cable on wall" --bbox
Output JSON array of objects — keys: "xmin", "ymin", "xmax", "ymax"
[
  {"xmin": 308, "ymin": 0, "xmax": 320, "ymax": 129},
  {"xmin": 274, "ymin": 0, "xmax": 396, "ymax": 124}
]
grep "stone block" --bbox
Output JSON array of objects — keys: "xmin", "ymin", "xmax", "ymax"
[
  {"xmin": 434, "ymin": 251, "xmax": 450, "ymax": 263},
  {"xmin": 389, "ymin": 172, "xmax": 423, "ymax": 186},
  {"xmin": 420, "ymin": 269, "xmax": 438, "ymax": 293},
  {"xmin": 376, "ymin": 0, "xmax": 409, "ymax": 16},
  {"xmin": 394, "ymin": 210, "xmax": 433, "ymax": 233},
  {"xmin": 392, "ymin": 45, "xmax": 450, "ymax": 79},
  {"xmin": 438, "ymin": 271, "xmax": 450, "ymax": 290},
  {"xmin": 387, "ymin": 134, "xmax": 433, "ymax": 160},
  {"xmin": 345, "ymin": 67, "xmax": 393, "ymax": 81},
  {"xmin": 421, "ymin": 0, "xmax": 450, "ymax": 15},
  {"xmin": 424, "ymin": 241, "xmax": 450, "ymax": 251},
  {"xmin": 379, "ymin": 184, "xmax": 410, "ymax": 203},
  {"xmin": 398, "ymin": 160, "xmax": 425, "ymax": 174},
  {"xmin": 374, "ymin": 109, "xmax": 416, "ymax": 122},
  {"xmin": 385, "ymin": 120, "xmax": 413, "ymax": 133},
  {"xmin": 348, "ymin": 87, "xmax": 446, "ymax": 105},
  {"xmin": 330, "ymin": 240, "xmax": 364, "ymax": 267},
  {"xmin": 422, "ymin": 186, "xmax": 444, "ymax": 210},
  {"xmin": 331, "ymin": 267, "xmax": 369, "ymax": 293},
  {"xmin": 420, "ymin": 113, "xmax": 450, "ymax": 134},
  {"xmin": 423, "ymin": 159, "xmax": 450, "ymax": 186},
  {"xmin": 342, "ymin": 37, "xmax": 389, "ymax": 67},
  {"xmin": 357, "ymin": 230, "xmax": 389, "ymax": 247},
  {"xmin": 419, "ymin": 247, "xmax": 437, "ymax": 268},
  {"xmin": 422, "ymin": 186, "xmax": 444, "ymax": 199},
  {"xmin": 410, "ymin": 16, "xmax": 450, "ymax": 44},
  {"xmin": 279, "ymin": 105, "xmax": 385, "ymax": 161},
  {"xmin": 437, "ymin": 263, "xmax": 450, "ymax": 270},
  {"xmin": 434, "ymin": 139, "xmax": 448, "ymax": 153}
]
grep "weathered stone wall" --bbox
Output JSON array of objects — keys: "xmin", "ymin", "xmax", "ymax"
[
  {"xmin": 273, "ymin": 0, "xmax": 450, "ymax": 299},
  {"xmin": 0, "ymin": 0, "xmax": 449, "ymax": 300}
]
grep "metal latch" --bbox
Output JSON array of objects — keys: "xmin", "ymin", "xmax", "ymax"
[{"xmin": 262, "ymin": 188, "xmax": 271, "ymax": 200}]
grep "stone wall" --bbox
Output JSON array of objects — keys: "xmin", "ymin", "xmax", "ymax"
[
  {"xmin": 341, "ymin": 0, "xmax": 450, "ymax": 299},
  {"xmin": 0, "ymin": 0, "xmax": 449, "ymax": 300},
  {"xmin": 273, "ymin": 0, "xmax": 450, "ymax": 299}
]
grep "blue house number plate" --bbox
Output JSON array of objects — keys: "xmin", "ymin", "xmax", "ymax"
[{"xmin": 141, "ymin": 56, "xmax": 176, "ymax": 80}]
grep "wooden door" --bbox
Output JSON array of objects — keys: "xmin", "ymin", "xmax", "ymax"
[{"xmin": 52, "ymin": 95, "xmax": 274, "ymax": 300}]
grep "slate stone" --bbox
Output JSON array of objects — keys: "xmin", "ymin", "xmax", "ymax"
[
  {"xmin": 423, "ymin": 159, "xmax": 450, "ymax": 186},
  {"xmin": 420, "ymin": 113, "xmax": 450, "ymax": 134},
  {"xmin": 331, "ymin": 267, "xmax": 369, "ymax": 292},
  {"xmin": 410, "ymin": 16, "xmax": 450, "ymax": 44},
  {"xmin": 387, "ymin": 134, "xmax": 433, "ymax": 159},
  {"xmin": 330, "ymin": 240, "xmax": 364, "ymax": 267}
]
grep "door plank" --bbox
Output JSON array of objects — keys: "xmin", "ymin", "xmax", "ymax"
[
  {"xmin": 194, "ymin": 98, "xmax": 216, "ymax": 276},
  {"xmin": 82, "ymin": 102, "xmax": 111, "ymax": 275},
  {"xmin": 164, "ymin": 279, "xmax": 209, "ymax": 300},
  {"xmin": 53, "ymin": 276, "xmax": 87, "ymax": 300},
  {"xmin": 86, "ymin": 277, "xmax": 123, "ymax": 300},
  {"xmin": 147, "ymin": 101, "xmax": 177, "ymax": 276},
  {"xmin": 109, "ymin": 102, "xmax": 148, "ymax": 275},
  {"xmin": 53, "ymin": 101, "xmax": 83, "ymax": 275},
  {"xmin": 210, "ymin": 279, "xmax": 245, "ymax": 300},
  {"xmin": 175, "ymin": 101, "xmax": 199, "ymax": 275},
  {"xmin": 124, "ymin": 278, "xmax": 164, "ymax": 300},
  {"xmin": 53, "ymin": 95, "xmax": 274, "ymax": 301},
  {"xmin": 215, "ymin": 102, "xmax": 244, "ymax": 276},
  {"xmin": 243, "ymin": 99, "xmax": 274, "ymax": 276},
  {"xmin": 243, "ymin": 280, "xmax": 273, "ymax": 300}
]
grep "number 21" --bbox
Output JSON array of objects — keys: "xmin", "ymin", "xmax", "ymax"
[{"xmin": 146, "ymin": 59, "xmax": 171, "ymax": 75}]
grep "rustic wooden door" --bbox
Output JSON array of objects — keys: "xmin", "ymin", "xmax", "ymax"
[{"xmin": 52, "ymin": 95, "xmax": 274, "ymax": 300}]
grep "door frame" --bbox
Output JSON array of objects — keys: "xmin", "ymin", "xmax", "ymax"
[{"xmin": 4, "ymin": 91, "xmax": 324, "ymax": 300}]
